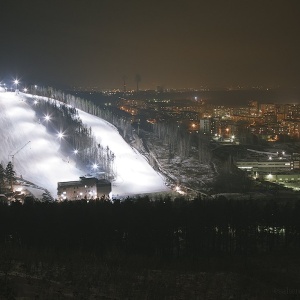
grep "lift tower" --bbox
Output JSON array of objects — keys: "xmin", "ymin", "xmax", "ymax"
[{"xmin": 8, "ymin": 141, "xmax": 31, "ymax": 166}]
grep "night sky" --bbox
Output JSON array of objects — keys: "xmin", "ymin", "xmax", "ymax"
[{"xmin": 1, "ymin": 0, "xmax": 300, "ymax": 90}]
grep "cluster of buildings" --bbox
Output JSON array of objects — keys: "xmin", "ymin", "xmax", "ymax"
[
  {"xmin": 117, "ymin": 96, "xmax": 300, "ymax": 142},
  {"xmin": 235, "ymin": 150, "xmax": 300, "ymax": 188},
  {"xmin": 199, "ymin": 101, "xmax": 300, "ymax": 141}
]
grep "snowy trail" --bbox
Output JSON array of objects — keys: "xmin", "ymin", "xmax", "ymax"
[
  {"xmin": 0, "ymin": 92, "xmax": 83, "ymax": 197},
  {"xmin": 75, "ymin": 110, "xmax": 169, "ymax": 196},
  {"xmin": 0, "ymin": 92, "xmax": 168, "ymax": 198}
]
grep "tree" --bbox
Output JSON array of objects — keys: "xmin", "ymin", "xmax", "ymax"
[
  {"xmin": 0, "ymin": 163, "xmax": 5, "ymax": 192},
  {"xmin": 6, "ymin": 161, "xmax": 16, "ymax": 191}
]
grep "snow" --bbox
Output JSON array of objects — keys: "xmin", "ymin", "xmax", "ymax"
[
  {"xmin": 0, "ymin": 92, "xmax": 168, "ymax": 198},
  {"xmin": 77, "ymin": 110, "xmax": 169, "ymax": 196}
]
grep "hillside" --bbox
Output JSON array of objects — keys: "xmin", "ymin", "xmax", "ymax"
[{"xmin": 0, "ymin": 91, "xmax": 168, "ymax": 198}]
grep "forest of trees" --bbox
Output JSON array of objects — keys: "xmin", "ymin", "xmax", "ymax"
[
  {"xmin": 153, "ymin": 121, "xmax": 212, "ymax": 163},
  {"xmin": 29, "ymin": 86, "xmax": 135, "ymax": 143},
  {"xmin": 1, "ymin": 196, "xmax": 299, "ymax": 257},
  {"xmin": 27, "ymin": 95, "xmax": 116, "ymax": 179},
  {"xmin": 0, "ymin": 162, "xmax": 16, "ymax": 193},
  {"xmin": 29, "ymin": 86, "xmax": 212, "ymax": 166}
]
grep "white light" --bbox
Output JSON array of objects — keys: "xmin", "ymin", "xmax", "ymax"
[
  {"xmin": 269, "ymin": 156, "xmax": 272, "ymax": 160},
  {"xmin": 14, "ymin": 79, "xmax": 19, "ymax": 85},
  {"xmin": 74, "ymin": 149, "xmax": 78, "ymax": 155},
  {"xmin": 34, "ymin": 100, "xmax": 38, "ymax": 105},
  {"xmin": 44, "ymin": 115, "xmax": 51, "ymax": 121},
  {"xmin": 23, "ymin": 88, "xmax": 28, "ymax": 92},
  {"xmin": 175, "ymin": 186, "xmax": 180, "ymax": 192},
  {"xmin": 57, "ymin": 132, "xmax": 64, "ymax": 139},
  {"xmin": 92, "ymin": 163, "xmax": 98, "ymax": 170},
  {"xmin": 282, "ymin": 151, "xmax": 285, "ymax": 155}
]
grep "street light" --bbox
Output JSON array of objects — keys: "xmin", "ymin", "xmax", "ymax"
[
  {"xmin": 13, "ymin": 79, "xmax": 19, "ymax": 92},
  {"xmin": 57, "ymin": 132, "xmax": 64, "ymax": 139},
  {"xmin": 44, "ymin": 114, "xmax": 51, "ymax": 121},
  {"xmin": 74, "ymin": 149, "xmax": 79, "ymax": 155}
]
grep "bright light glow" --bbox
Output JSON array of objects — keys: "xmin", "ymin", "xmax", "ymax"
[
  {"xmin": 74, "ymin": 149, "xmax": 78, "ymax": 155},
  {"xmin": 34, "ymin": 100, "xmax": 38, "ymax": 105},
  {"xmin": 267, "ymin": 174, "xmax": 273, "ymax": 179},
  {"xmin": 269, "ymin": 156, "xmax": 272, "ymax": 160},
  {"xmin": 57, "ymin": 132, "xmax": 64, "ymax": 139},
  {"xmin": 175, "ymin": 186, "xmax": 180, "ymax": 192},
  {"xmin": 231, "ymin": 135, "xmax": 235, "ymax": 139},
  {"xmin": 44, "ymin": 114, "xmax": 51, "ymax": 121},
  {"xmin": 14, "ymin": 79, "xmax": 19, "ymax": 85},
  {"xmin": 23, "ymin": 88, "xmax": 28, "ymax": 92},
  {"xmin": 282, "ymin": 151, "xmax": 285, "ymax": 155},
  {"xmin": 92, "ymin": 163, "xmax": 98, "ymax": 170}
]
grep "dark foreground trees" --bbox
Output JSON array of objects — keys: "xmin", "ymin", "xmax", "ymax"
[{"xmin": 0, "ymin": 196, "xmax": 300, "ymax": 257}]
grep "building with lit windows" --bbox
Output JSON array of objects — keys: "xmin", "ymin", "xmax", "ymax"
[{"xmin": 57, "ymin": 177, "xmax": 111, "ymax": 201}]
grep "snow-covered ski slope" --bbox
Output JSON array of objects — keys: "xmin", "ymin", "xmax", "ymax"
[{"xmin": 0, "ymin": 91, "xmax": 168, "ymax": 198}]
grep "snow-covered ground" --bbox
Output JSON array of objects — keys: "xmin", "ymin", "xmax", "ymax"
[
  {"xmin": 78, "ymin": 110, "xmax": 168, "ymax": 196},
  {"xmin": 0, "ymin": 91, "xmax": 168, "ymax": 198}
]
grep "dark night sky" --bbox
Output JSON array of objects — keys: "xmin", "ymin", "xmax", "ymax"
[{"xmin": 1, "ymin": 0, "xmax": 300, "ymax": 90}]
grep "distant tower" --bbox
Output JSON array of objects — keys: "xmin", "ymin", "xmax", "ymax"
[
  {"xmin": 122, "ymin": 75, "xmax": 127, "ymax": 93},
  {"xmin": 135, "ymin": 74, "xmax": 141, "ymax": 92}
]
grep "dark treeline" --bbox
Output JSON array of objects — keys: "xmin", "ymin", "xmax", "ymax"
[
  {"xmin": 30, "ymin": 86, "xmax": 135, "ymax": 143},
  {"xmin": 1, "ymin": 197, "xmax": 300, "ymax": 257}
]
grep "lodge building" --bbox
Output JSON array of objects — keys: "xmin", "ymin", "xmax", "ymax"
[{"xmin": 57, "ymin": 176, "xmax": 111, "ymax": 201}]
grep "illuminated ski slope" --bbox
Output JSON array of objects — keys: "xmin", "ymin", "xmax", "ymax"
[
  {"xmin": 77, "ymin": 110, "xmax": 168, "ymax": 196},
  {"xmin": 0, "ymin": 92, "xmax": 82, "ymax": 197},
  {"xmin": 0, "ymin": 91, "xmax": 168, "ymax": 198}
]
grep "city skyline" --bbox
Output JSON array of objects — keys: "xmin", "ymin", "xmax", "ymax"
[{"xmin": 0, "ymin": 0, "xmax": 300, "ymax": 90}]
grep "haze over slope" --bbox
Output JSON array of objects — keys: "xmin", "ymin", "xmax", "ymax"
[{"xmin": 0, "ymin": 91, "xmax": 168, "ymax": 198}]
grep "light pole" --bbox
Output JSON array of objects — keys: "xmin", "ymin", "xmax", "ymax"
[{"xmin": 13, "ymin": 79, "xmax": 19, "ymax": 92}]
